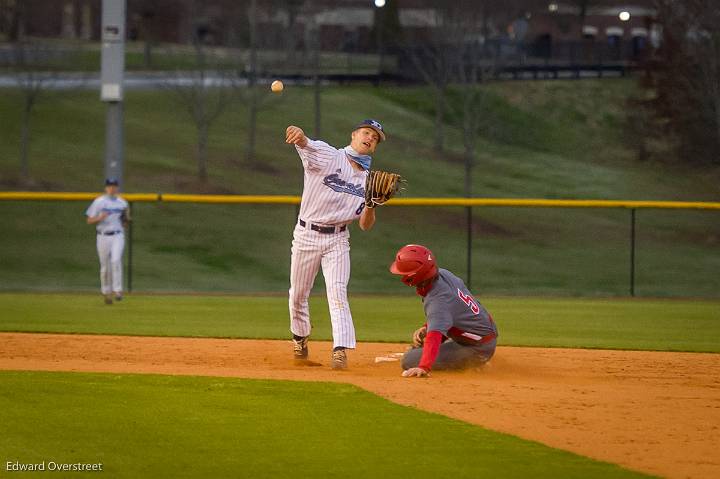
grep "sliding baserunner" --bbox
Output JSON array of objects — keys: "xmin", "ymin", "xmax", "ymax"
[{"xmin": 389, "ymin": 244, "xmax": 498, "ymax": 377}]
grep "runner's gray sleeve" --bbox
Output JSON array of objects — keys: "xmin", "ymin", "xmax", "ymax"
[{"xmin": 424, "ymin": 293, "xmax": 454, "ymax": 336}]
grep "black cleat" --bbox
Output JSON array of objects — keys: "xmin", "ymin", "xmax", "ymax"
[{"xmin": 114, "ymin": 294, "xmax": 123, "ymax": 301}]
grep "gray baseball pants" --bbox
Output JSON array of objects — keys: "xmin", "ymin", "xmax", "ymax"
[{"xmin": 401, "ymin": 338, "xmax": 496, "ymax": 370}]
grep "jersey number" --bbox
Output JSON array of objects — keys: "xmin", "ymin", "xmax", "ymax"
[
  {"xmin": 355, "ymin": 201, "xmax": 365, "ymax": 216},
  {"xmin": 458, "ymin": 289, "xmax": 480, "ymax": 315}
]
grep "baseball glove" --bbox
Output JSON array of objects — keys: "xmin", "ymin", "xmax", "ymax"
[
  {"xmin": 412, "ymin": 325, "xmax": 427, "ymax": 348},
  {"xmin": 365, "ymin": 170, "xmax": 402, "ymax": 208}
]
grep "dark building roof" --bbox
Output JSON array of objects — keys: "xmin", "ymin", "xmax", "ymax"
[{"xmin": 2, "ymin": 0, "xmax": 658, "ymax": 46}]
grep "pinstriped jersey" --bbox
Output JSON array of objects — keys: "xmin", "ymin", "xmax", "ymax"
[{"xmin": 295, "ymin": 139, "xmax": 368, "ymax": 226}]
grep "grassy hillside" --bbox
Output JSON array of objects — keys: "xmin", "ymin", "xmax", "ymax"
[{"xmin": 0, "ymin": 80, "xmax": 718, "ymax": 296}]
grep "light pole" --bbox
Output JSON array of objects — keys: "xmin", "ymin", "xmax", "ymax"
[
  {"xmin": 100, "ymin": 0, "xmax": 126, "ymax": 185},
  {"xmin": 374, "ymin": 0, "xmax": 385, "ymax": 76}
]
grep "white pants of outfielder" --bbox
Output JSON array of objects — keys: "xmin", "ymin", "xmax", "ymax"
[
  {"xmin": 289, "ymin": 224, "xmax": 355, "ymax": 349},
  {"xmin": 96, "ymin": 233, "xmax": 124, "ymax": 295}
]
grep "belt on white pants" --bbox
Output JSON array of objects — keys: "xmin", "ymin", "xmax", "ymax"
[{"xmin": 298, "ymin": 219, "xmax": 347, "ymax": 234}]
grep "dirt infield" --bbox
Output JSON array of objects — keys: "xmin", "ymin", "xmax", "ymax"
[{"xmin": 1, "ymin": 333, "xmax": 719, "ymax": 479}]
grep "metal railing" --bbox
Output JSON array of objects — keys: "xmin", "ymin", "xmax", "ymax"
[{"xmin": 2, "ymin": 192, "xmax": 719, "ymax": 296}]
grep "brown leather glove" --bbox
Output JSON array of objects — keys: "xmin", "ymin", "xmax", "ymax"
[
  {"xmin": 365, "ymin": 170, "xmax": 402, "ymax": 208},
  {"xmin": 412, "ymin": 325, "xmax": 427, "ymax": 348}
]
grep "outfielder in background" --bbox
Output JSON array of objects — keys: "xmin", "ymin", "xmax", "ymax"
[
  {"xmin": 285, "ymin": 119, "xmax": 386, "ymax": 369},
  {"xmin": 85, "ymin": 178, "xmax": 130, "ymax": 305},
  {"xmin": 389, "ymin": 244, "xmax": 498, "ymax": 378}
]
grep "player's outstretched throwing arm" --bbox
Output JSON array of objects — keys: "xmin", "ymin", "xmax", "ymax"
[{"xmin": 285, "ymin": 125, "xmax": 308, "ymax": 149}]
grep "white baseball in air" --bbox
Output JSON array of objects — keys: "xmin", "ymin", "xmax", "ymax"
[
  {"xmin": 271, "ymin": 80, "xmax": 284, "ymax": 93},
  {"xmin": 619, "ymin": 11, "xmax": 631, "ymax": 21},
  {"xmin": 374, "ymin": 0, "xmax": 386, "ymax": 7}
]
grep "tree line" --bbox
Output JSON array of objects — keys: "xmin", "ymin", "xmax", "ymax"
[
  {"xmin": 3, "ymin": 0, "xmax": 718, "ymax": 188},
  {"xmin": 630, "ymin": 0, "xmax": 719, "ymax": 166}
]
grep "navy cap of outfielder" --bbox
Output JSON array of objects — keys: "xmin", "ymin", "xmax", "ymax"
[
  {"xmin": 105, "ymin": 178, "xmax": 119, "ymax": 186},
  {"xmin": 354, "ymin": 119, "xmax": 386, "ymax": 142}
]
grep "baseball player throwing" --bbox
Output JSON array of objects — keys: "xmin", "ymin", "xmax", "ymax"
[
  {"xmin": 389, "ymin": 244, "xmax": 498, "ymax": 377},
  {"xmin": 285, "ymin": 119, "xmax": 386, "ymax": 369},
  {"xmin": 85, "ymin": 178, "xmax": 130, "ymax": 305}
]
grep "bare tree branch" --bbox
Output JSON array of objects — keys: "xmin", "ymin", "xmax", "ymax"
[
  {"xmin": 163, "ymin": 5, "xmax": 239, "ymax": 182},
  {"xmin": 637, "ymin": 0, "xmax": 720, "ymax": 164},
  {"xmin": 9, "ymin": 40, "xmax": 65, "ymax": 183}
]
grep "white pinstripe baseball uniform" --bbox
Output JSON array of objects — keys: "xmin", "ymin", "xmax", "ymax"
[
  {"xmin": 289, "ymin": 139, "xmax": 369, "ymax": 349},
  {"xmin": 86, "ymin": 194, "xmax": 128, "ymax": 295}
]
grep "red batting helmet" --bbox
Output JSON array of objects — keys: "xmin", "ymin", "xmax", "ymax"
[{"xmin": 389, "ymin": 244, "xmax": 438, "ymax": 287}]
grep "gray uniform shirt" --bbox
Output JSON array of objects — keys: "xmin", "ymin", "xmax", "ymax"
[{"xmin": 424, "ymin": 269, "xmax": 497, "ymax": 343}]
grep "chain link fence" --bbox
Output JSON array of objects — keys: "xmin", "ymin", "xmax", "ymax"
[{"xmin": 1, "ymin": 194, "xmax": 718, "ymax": 297}]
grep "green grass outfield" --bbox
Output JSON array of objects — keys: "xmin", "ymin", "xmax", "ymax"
[
  {"xmin": 1, "ymin": 293, "xmax": 718, "ymax": 352},
  {"xmin": 0, "ymin": 371, "xmax": 651, "ymax": 479},
  {"xmin": 1, "ymin": 81, "xmax": 719, "ymax": 296}
]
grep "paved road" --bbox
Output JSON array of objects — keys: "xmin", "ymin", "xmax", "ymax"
[
  {"xmin": 0, "ymin": 67, "xmax": 623, "ymax": 91},
  {"xmin": 0, "ymin": 72, "xmax": 298, "ymax": 90}
]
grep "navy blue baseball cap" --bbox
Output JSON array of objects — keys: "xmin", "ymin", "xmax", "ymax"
[
  {"xmin": 354, "ymin": 119, "xmax": 386, "ymax": 142},
  {"xmin": 105, "ymin": 178, "xmax": 119, "ymax": 186}
]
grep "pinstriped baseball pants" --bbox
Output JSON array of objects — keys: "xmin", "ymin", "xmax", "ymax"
[
  {"xmin": 289, "ymin": 224, "xmax": 355, "ymax": 349},
  {"xmin": 96, "ymin": 233, "xmax": 124, "ymax": 295}
]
